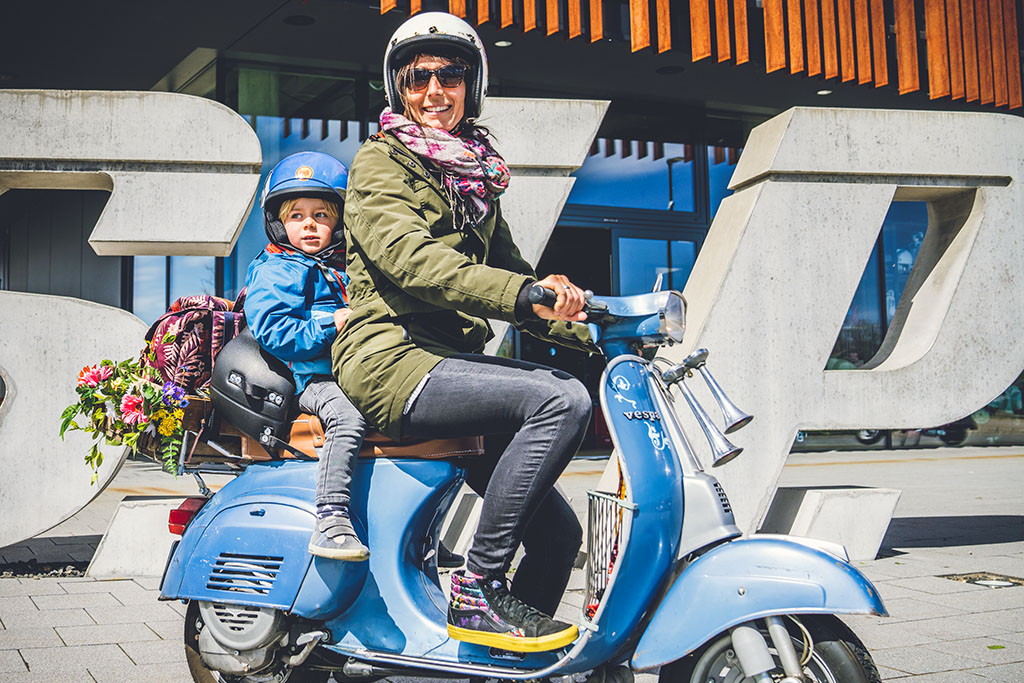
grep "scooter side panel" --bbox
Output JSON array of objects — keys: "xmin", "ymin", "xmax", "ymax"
[
  {"xmin": 630, "ymin": 536, "xmax": 887, "ymax": 671},
  {"xmin": 161, "ymin": 461, "xmax": 368, "ymax": 619},
  {"xmin": 161, "ymin": 461, "xmax": 313, "ymax": 602}
]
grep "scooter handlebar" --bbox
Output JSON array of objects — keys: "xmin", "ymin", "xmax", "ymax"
[{"xmin": 527, "ymin": 284, "xmax": 559, "ymax": 308}]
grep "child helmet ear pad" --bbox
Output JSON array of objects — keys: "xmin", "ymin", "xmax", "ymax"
[{"xmin": 264, "ymin": 209, "xmax": 289, "ymax": 248}]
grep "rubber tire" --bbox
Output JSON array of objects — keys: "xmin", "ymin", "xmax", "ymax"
[
  {"xmin": 183, "ymin": 600, "xmax": 331, "ymax": 683},
  {"xmin": 855, "ymin": 429, "xmax": 883, "ymax": 445},
  {"xmin": 657, "ymin": 615, "xmax": 881, "ymax": 683}
]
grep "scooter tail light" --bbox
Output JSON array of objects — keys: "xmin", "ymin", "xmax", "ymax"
[{"xmin": 169, "ymin": 497, "xmax": 209, "ymax": 535}]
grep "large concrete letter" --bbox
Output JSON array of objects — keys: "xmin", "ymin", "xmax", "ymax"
[
  {"xmin": 0, "ymin": 90, "xmax": 261, "ymax": 547},
  {"xmin": 676, "ymin": 108, "xmax": 1024, "ymax": 533}
]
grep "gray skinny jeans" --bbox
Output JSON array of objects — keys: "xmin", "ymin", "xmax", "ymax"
[
  {"xmin": 402, "ymin": 354, "xmax": 591, "ymax": 615},
  {"xmin": 298, "ymin": 376, "xmax": 367, "ymax": 508}
]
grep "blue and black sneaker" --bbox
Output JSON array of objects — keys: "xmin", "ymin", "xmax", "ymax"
[{"xmin": 447, "ymin": 570, "xmax": 578, "ymax": 652}]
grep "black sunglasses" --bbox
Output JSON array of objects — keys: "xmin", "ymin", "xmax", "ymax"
[{"xmin": 407, "ymin": 65, "xmax": 468, "ymax": 92}]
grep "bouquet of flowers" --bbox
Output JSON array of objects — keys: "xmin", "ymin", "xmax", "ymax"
[{"xmin": 60, "ymin": 346, "xmax": 190, "ymax": 483}]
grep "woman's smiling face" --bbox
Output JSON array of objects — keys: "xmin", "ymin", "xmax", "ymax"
[{"xmin": 403, "ymin": 55, "xmax": 466, "ymax": 131}]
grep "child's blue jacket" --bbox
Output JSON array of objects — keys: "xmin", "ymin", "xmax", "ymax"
[{"xmin": 244, "ymin": 245, "xmax": 348, "ymax": 393}]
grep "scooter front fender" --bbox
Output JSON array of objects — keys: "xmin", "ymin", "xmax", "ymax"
[{"xmin": 631, "ymin": 536, "xmax": 886, "ymax": 671}]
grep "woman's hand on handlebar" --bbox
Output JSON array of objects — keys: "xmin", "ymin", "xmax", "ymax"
[{"xmin": 531, "ymin": 274, "xmax": 588, "ymax": 322}]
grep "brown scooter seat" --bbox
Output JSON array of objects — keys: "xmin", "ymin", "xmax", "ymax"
[{"xmin": 288, "ymin": 413, "xmax": 484, "ymax": 460}]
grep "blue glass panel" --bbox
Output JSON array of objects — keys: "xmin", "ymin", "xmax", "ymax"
[
  {"xmin": 568, "ymin": 142, "xmax": 696, "ymax": 212},
  {"xmin": 669, "ymin": 240, "xmax": 696, "ymax": 290},
  {"xmin": 169, "ymin": 256, "xmax": 217, "ymax": 303},
  {"xmin": 828, "ymin": 246, "xmax": 882, "ymax": 368},
  {"xmin": 619, "ymin": 237, "xmax": 666, "ymax": 296},
  {"xmin": 708, "ymin": 146, "xmax": 741, "ymax": 217},
  {"xmin": 133, "ymin": 255, "xmax": 167, "ymax": 324},
  {"xmin": 880, "ymin": 202, "xmax": 927, "ymax": 322}
]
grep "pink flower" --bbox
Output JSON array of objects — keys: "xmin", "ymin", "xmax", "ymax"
[
  {"xmin": 120, "ymin": 394, "xmax": 148, "ymax": 426},
  {"xmin": 78, "ymin": 364, "xmax": 113, "ymax": 387}
]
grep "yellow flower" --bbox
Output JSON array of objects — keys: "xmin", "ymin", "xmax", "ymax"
[
  {"xmin": 172, "ymin": 409, "xmax": 184, "ymax": 421},
  {"xmin": 158, "ymin": 415, "xmax": 176, "ymax": 437}
]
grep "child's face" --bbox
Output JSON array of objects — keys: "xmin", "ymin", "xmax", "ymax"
[{"xmin": 283, "ymin": 198, "xmax": 338, "ymax": 255}]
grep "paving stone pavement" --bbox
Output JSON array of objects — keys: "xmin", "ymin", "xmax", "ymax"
[{"xmin": 0, "ymin": 447, "xmax": 1021, "ymax": 681}]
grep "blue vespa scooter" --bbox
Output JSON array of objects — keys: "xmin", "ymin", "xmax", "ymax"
[{"xmin": 160, "ymin": 286, "xmax": 886, "ymax": 683}]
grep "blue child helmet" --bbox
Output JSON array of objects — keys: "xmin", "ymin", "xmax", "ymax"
[{"xmin": 261, "ymin": 151, "xmax": 349, "ymax": 254}]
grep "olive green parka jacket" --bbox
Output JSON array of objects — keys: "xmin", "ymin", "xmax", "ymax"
[{"xmin": 331, "ymin": 131, "xmax": 596, "ymax": 440}]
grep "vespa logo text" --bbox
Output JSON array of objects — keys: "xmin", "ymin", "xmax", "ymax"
[{"xmin": 623, "ymin": 410, "xmax": 661, "ymax": 421}]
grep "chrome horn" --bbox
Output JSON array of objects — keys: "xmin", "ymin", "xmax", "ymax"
[
  {"xmin": 660, "ymin": 348, "xmax": 751, "ymax": 468},
  {"xmin": 683, "ymin": 348, "xmax": 754, "ymax": 434}
]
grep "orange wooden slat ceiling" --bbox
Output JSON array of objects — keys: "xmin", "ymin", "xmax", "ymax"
[
  {"xmin": 976, "ymin": 0, "xmax": 995, "ymax": 104},
  {"xmin": 1003, "ymin": 0, "xmax": 1023, "ymax": 107},
  {"xmin": 380, "ymin": 0, "xmax": 397, "ymax": 13},
  {"xmin": 656, "ymin": 0, "xmax": 672, "ymax": 52},
  {"xmin": 787, "ymin": 0, "xmax": 805, "ymax": 73},
  {"xmin": 854, "ymin": 0, "xmax": 872, "ymax": 83},
  {"xmin": 764, "ymin": 0, "xmax": 787, "ymax": 72},
  {"xmin": 988, "ymin": 0, "xmax": 1008, "ymax": 105},
  {"xmin": 734, "ymin": 0, "xmax": 749, "ymax": 63},
  {"xmin": 822, "ymin": 0, "xmax": 841, "ymax": 79},
  {"xmin": 410, "ymin": 0, "xmax": 422, "ymax": 15},
  {"xmin": 806, "ymin": 0, "xmax": 823, "ymax": 77},
  {"xmin": 837, "ymin": 0, "xmax": 857, "ymax": 81},
  {"xmin": 716, "ymin": 0, "xmax": 733, "ymax": 61},
  {"xmin": 870, "ymin": 0, "xmax": 888, "ymax": 85},
  {"xmin": 568, "ymin": 0, "xmax": 582, "ymax": 38},
  {"xmin": 894, "ymin": 0, "xmax": 920, "ymax": 93},
  {"xmin": 946, "ymin": 0, "xmax": 966, "ymax": 98},
  {"xmin": 590, "ymin": 0, "xmax": 604, "ymax": 41},
  {"xmin": 691, "ymin": 0, "xmax": 713, "ymax": 60},
  {"xmin": 477, "ymin": 0, "xmax": 489, "ymax": 24},
  {"xmin": 449, "ymin": 0, "xmax": 467, "ymax": 17},
  {"xmin": 525, "ymin": 0, "xmax": 537, "ymax": 31},
  {"xmin": 961, "ymin": 0, "xmax": 980, "ymax": 100},
  {"xmin": 547, "ymin": 0, "xmax": 559, "ymax": 35},
  {"xmin": 501, "ymin": 0, "xmax": 513, "ymax": 27},
  {"xmin": 925, "ymin": 0, "xmax": 951, "ymax": 98},
  {"xmin": 630, "ymin": 0, "xmax": 651, "ymax": 50}
]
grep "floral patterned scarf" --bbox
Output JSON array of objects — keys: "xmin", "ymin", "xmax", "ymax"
[{"xmin": 379, "ymin": 107, "xmax": 510, "ymax": 222}]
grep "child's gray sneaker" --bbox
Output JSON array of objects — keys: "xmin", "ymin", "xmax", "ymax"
[{"xmin": 308, "ymin": 515, "xmax": 369, "ymax": 561}]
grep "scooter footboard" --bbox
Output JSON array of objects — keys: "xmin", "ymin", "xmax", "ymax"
[{"xmin": 631, "ymin": 536, "xmax": 886, "ymax": 671}]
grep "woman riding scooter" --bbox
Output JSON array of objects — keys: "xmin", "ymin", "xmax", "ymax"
[{"xmin": 332, "ymin": 12, "xmax": 597, "ymax": 653}]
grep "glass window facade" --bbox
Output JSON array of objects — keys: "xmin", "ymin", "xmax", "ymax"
[{"xmin": 567, "ymin": 140, "xmax": 698, "ymax": 213}]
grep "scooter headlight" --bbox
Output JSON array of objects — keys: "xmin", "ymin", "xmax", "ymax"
[{"xmin": 659, "ymin": 291, "xmax": 686, "ymax": 343}]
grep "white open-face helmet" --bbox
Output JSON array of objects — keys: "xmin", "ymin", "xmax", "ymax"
[{"xmin": 383, "ymin": 12, "xmax": 489, "ymax": 120}]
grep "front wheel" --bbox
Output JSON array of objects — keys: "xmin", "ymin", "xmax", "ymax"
[{"xmin": 658, "ymin": 615, "xmax": 880, "ymax": 683}]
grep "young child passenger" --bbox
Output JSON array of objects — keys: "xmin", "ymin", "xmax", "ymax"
[{"xmin": 244, "ymin": 152, "xmax": 369, "ymax": 561}]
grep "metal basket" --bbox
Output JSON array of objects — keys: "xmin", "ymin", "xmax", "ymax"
[{"xmin": 584, "ymin": 490, "xmax": 637, "ymax": 622}]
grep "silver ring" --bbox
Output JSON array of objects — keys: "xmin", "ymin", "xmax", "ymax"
[{"xmin": 562, "ymin": 285, "xmax": 571, "ymax": 291}]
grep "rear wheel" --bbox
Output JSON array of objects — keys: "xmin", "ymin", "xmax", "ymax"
[
  {"xmin": 184, "ymin": 600, "xmax": 330, "ymax": 683},
  {"xmin": 658, "ymin": 615, "xmax": 880, "ymax": 683}
]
